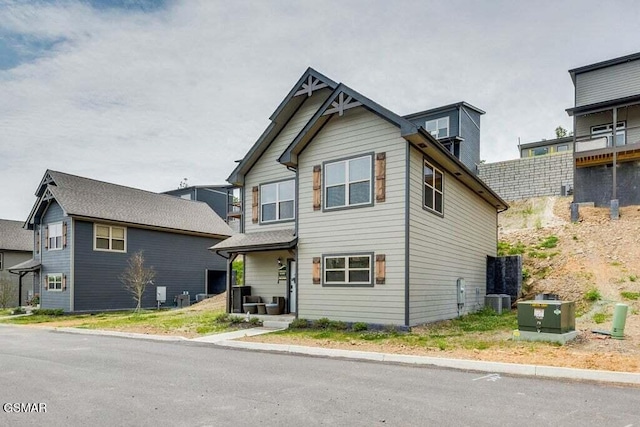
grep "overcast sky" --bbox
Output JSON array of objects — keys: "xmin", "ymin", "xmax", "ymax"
[{"xmin": 1, "ymin": 0, "xmax": 639, "ymax": 221}]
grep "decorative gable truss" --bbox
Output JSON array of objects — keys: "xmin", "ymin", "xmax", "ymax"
[
  {"xmin": 294, "ymin": 75, "xmax": 330, "ymax": 97},
  {"xmin": 323, "ymin": 92, "xmax": 362, "ymax": 117}
]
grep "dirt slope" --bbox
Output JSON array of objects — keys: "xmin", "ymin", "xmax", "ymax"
[{"xmin": 499, "ymin": 196, "xmax": 640, "ymax": 361}]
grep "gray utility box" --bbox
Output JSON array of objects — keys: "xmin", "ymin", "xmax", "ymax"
[
  {"xmin": 485, "ymin": 294, "xmax": 511, "ymax": 314},
  {"xmin": 517, "ymin": 300, "xmax": 575, "ymax": 333}
]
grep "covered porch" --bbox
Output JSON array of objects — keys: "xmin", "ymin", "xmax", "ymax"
[
  {"xmin": 7, "ymin": 258, "xmax": 41, "ymax": 306},
  {"xmin": 210, "ymin": 229, "xmax": 298, "ymax": 317}
]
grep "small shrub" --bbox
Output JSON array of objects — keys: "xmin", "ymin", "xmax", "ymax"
[
  {"xmin": 534, "ymin": 218, "xmax": 543, "ymax": 230},
  {"xmin": 31, "ymin": 308, "xmax": 63, "ymax": 316},
  {"xmin": 584, "ymin": 288, "xmax": 601, "ymax": 302},
  {"xmin": 248, "ymin": 317, "xmax": 262, "ymax": 326},
  {"xmin": 620, "ymin": 291, "xmax": 640, "ymax": 301},
  {"xmin": 538, "ymin": 235, "xmax": 558, "ymax": 249},
  {"xmin": 610, "ymin": 261, "xmax": 622, "ymax": 267},
  {"xmin": 313, "ymin": 318, "xmax": 332, "ymax": 329},
  {"xmin": 11, "ymin": 307, "xmax": 26, "ymax": 315},
  {"xmin": 593, "ymin": 312, "xmax": 608, "ymax": 324},
  {"xmin": 572, "ymin": 235, "xmax": 578, "ymax": 241},
  {"xmin": 352, "ymin": 322, "xmax": 368, "ymax": 332},
  {"xmin": 329, "ymin": 320, "xmax": 348, "ymax": 330},
  {"xmin": 214, "ymin": 312, "xmax": 231, "ymax": 323},
  {"xmin": 228, "ymin": 316, "xmax": 243, "ymax": 325},
  {"xmin": 522, "ymin": 268, "xmax": 531, "ymax": 282},
  {"xmin": 289, "ymin": 318, "xmax": 310, "ymax": 329},
  {"xmin": 629, "ymin": 275, "xmax": 637, "ymax": 282}
]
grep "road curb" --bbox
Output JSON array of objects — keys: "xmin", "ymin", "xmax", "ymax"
[
  {"xmin": 213, "ymin": 340, "xmax": 640, "ymax": 385},
  {"xmin": 52, "ymin": 327, "xmax": 189, "ymax": 342}
]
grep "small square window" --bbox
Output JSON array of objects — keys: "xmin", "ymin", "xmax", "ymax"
[
  {"xmin": 260, "ymin": 180, "xmax": 295, "ymax": 223},
  {"xmin": 324, "ymin": 155, "xmax": 372, "ymax": 210},
  {"xmin": 323, "ymin": 254, "xmax": 372, "ymax": 286},
  {"xmin": 425, "ymin": 117, "xmax": 449, "ymax": 139},
  {"xmin": 94, "ymin": 224, "xmax": 126, "ymax": 252}
]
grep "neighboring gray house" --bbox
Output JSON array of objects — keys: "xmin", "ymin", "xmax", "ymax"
[
  {"xmin": 211, "ymin": 68, "xmax": 507, "ymax": 327},
  {"xmin": 519, "ymin": 136, "xmax": 574, "ymax": 158},
  {"xmin": 404, "ymin": 102, "xmax": 485, "ymax": 173},
  {"xmin": 0, "ymin": 219, "xmax": 34, "ymax": 306},
  {"xmin": 567, "ymin": 52, "xmax": 640, "ymax": 207},
  {"xmin": 163, "ymin": 185, "xmax": 239, "ymax": 233},
  {"xmin": 12, "ymin": 170, "xmax": 232, "ymax": 312}
]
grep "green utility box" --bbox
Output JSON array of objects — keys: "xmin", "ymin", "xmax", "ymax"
[{"xmin": 517, "ymin": 300, "xmax": 575, "ymax": 334}]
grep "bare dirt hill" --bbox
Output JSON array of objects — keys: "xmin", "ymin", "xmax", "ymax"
[{"xmin": 499, "ymin": 196, "xmax": 640, "ymax": 362}]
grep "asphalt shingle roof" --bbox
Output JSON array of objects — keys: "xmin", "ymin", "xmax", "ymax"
[
  {"xmin": 45, "ymin": 171, "xmax": 233, "ymax": 238},
  {"xmin": 210, "ymin": 229, "xmax": 296, "ymax": 252},
  {"xmin": 0, "ymin": 219, "xmax": 32, "ymax": 251}
]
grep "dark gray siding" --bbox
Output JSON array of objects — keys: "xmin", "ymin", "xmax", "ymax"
[
  {"xmin": 459, "ymin": 107, "xmax": 481, "ymax": 172},
  {"xmin": 406, "ymin": 109, "xmax": 460, "ymax": 136},
  {"xmin": 40, "ymin": 201, "xmax": 71, "ymax": 311},
  {"xmin": 574, "ymin": 162, "xmax": 640, "ymax": 207},
  {"xmin": 193, "ymin": 188, "xmax": 229, "ymax": 220},
  {"xmin": 73, "ymin": 220, "xmax": 227, "ymax": 311}
]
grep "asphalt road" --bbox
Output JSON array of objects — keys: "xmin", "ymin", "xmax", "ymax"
[{"xmin": 0, "ymin": 325, "xmax": 638, "ymax": 427}]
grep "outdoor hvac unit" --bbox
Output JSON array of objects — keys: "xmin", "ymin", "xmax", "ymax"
[
  {"xmin": 517, "ymin": 300, "xmax": 575, "ymax": 334},
  {"xmin": 485, "ymin": 294, "xmax": 511, "ymax": 314}
]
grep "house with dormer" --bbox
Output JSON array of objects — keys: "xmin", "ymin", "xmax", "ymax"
[
  {"xmin": 11, "ymin": 170, "xmax": 232, "ymax": 312},
  {"xmin": 211, "ymin": 69, "xmax": 507, "ymax": 327}
]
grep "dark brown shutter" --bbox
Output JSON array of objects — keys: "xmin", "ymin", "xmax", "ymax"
[
  {"xmin": 44, "ymin": 276, "xmax": 49, "ymax": 290},
  {"xmin": 375, "ymin": 254, "xmax": 386, "ymax": 285},
  {"xmin": 313, "ymin": 165, "xmax": 321, "ymax": 211},
  {"xmin": 62, "ymin": 274, "xmax": 67, "ymax": 290},
  {"xmin": 252, "ymin": 186, "xmax": 259, "ymax": 224},
  {"xmin": 312, "ymin": 257, "xmax": 321, "ymax": 284},
  {"xmin": 63, "ymin": 222, "xmax": 68, "ymax": 248},
  {"xmin": 376, "ymin": 153, "xmax": 386, "ymax": 203},
  {"xmin": 44, "ymin": 225, "xmax": 49, "ymax": 250},
  {"xmin": 35, "ymin": 230, "xmax": 40, "ymax": 254}
]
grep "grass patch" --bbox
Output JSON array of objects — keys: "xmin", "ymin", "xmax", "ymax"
[
  {"xmin": 0, "ymin": 309, "xmax": 12, "ymax": 316},
  {"xmin": 0, "ymin": 307, "xmax": 247, "ymax": 337},
  {"xmin": 497, "ymin": 241, "xmax": 526, "ymax": 256},
  {"xmin": 620, "ymin": 291, "xmax": 640, "ymax": 301},
  {"xmin": 584, "ymin": 288, "xmax": 601, "ymax": 302},
  {"xmin": 275, "ymin": 309, "xmax": 522, "ymax": 353},
  {"xmin": 538, "ymin": 235, "xmax": 559, "ymax": 249},
  {"xmin": 593, "ymin": 312, "xmax": 610, "ymax": 324},
  {"xmin": 610, "ymin": 261, "xmax": 622, "ymax": 267}
]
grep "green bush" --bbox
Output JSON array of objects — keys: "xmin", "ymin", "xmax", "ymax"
[
  {"xmin": 289, "ymin": 318, "xmax": 310, "ymax": 329},
  {"xmin": 313, "ymin": 318, "xmax": 332, "ymax": 329},
  {"xmin": 329, "ymin": 320, "xmax": 348, "ymax": 330},
  {"xmin": 620, "ymin": 291, "xmax": 640, "ymax": 301},
  {"xmin": 352, "ymin": 322, "xmax": 368, "ymax": 332},
  {"xmin": 593, "ymin": 312, "xmax": 608, "ymax": 324},
  {"xmin": 31, "ymin": 308, "xmax": 64, "ymax": 316},
  {"xmin": 584, "ymin": 288, "xmax": 601, "ymax": 302},
  {"xmin": 12, "ymin": 307, "xmax": 26, "ymax": 315},
  {"xmin": 522, "ymin": 268, "xmax": 531, "ymax": 281},
  {"xmin": 538, "ymin": 235, "xmax": 558, "ymax": 249}
]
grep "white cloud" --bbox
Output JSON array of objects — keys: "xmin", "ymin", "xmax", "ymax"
[{"xmin": 1, "ymin": 0, "xmax": 640, "ymax": 220}]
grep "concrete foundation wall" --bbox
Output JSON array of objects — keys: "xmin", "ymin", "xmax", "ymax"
[{"xmin": 478, "ymin": 153, "xmax": 573, "ymax": 201}]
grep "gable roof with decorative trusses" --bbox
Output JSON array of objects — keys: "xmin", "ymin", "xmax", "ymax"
[{"xmin": 227, "ymin": 68, "xmax": 338, "ymax": 186}]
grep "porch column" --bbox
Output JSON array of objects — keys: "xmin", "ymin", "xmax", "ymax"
[{"xmin": 612, "ymin": 107, "xmax": 618, "ymax": 201}]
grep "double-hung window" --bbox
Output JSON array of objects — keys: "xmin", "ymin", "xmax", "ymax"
[
  {"xmin": 324, "ymin": 254, "xmax": 372, "ymax": 286},
  {"xmin": 324, "ymin": 155, "xmax": 372, "ymax": 209},
  {"xmin": 260, "ymin": 180, "xmax": 295, "ymax": 223},
  {"xmin": 47, "ymin": 274, "xmax": 62, "ymax": 291},
  {"xmin": 425, "ymin": 117, "xmax": 449, "ymax": 139},
  {"xmin": 591, "ymin": 122, "xmax": 626, "ymax": 147},
  {"xmin": 48, "ymin": 222, "xmax": 63, "ymax": 250},
  {"xmin": 424, "ymin": 159, "xmax": 444, "ymax": 215},
  {"xmin": 94, "ymin": 224, "xmax": 126, "ymax": 252}
]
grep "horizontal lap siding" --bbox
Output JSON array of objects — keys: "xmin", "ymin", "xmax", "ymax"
[
  {"xmin": 73, "ymin": 220, "xmax": 226, "ymax": 311},
  {"xmin": 575, "ymin": 106, "xmax": 640, "ymax": 145},
  {"xmin": 244, "ymin": 90, "xmax": 331, "ymax": 233},
  {"xmin": 409, "ymin": 146, "xmax": 497, "ymax": 325},
  {"xmin": 297, "ymin": 108, "xmax": 406, "ymax": 325},
  {"xmin": 243, "ymin": 250, "xmax": 290, "ymax": 304},
  {"xmin": 576, "ymin": 61, "xmax": 640, "ymax": 107},
  {"xmin": 40, "ymin": 201, "xmax": 71, "ymax": 311}
]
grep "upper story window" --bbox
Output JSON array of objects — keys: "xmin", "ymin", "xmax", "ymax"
[
  {"xmin": 532, "ymin": 147, "xmax": 549, "ymax": 156},
  {"xmin": 261, "ymin": 180, "xmax": 295, "ymax": 223},
  {"xmin": 556, "ymin": 145, "xmax": 569, "ymax": 152},
  {"xmin": 426, "ymin": 117, "xmax": 449, "ymax": 139},
  {"xmin": 424, "ymin": 159, "xmax": 444, "ymax": 215},
  {"xmin": 180, "ymin": 193, "xmax": 192, "ymax": 200},
  {"xmin": 48, "ymin": 222, "xmax": 63, "ymax": 250},
  {"xmin": 324, "ymin": 155, "xmax": 372, "ymax": 210},
  {"xmin": 592, "ymin": 121, "xmax": 626, "ymax": 147},
  {"xmin": 95, "ymin": 224, "xmax": 126, "ymax": 252}
]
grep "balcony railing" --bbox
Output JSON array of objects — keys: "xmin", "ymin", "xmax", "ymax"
[{"xmin": 574, "ymin": 123, "xmax": 640, "ymax": 167}]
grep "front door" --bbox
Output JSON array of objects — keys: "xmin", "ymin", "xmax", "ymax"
[{"xmin": 288, "ymin": 260, "xmax": 296, "ymax": 313}]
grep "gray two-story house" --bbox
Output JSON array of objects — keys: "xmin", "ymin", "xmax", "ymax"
[
  {"xmin": 163, "ymin": 185, "xmax": 239, "ymax": 233},
  {"xmin": 567, "ymin": 52, "xmax": 640, "ymax": 207},
  {"xmin": 211, "ymin": 68, "xmax": 507, "ymax": 327},
  {"xmin": 13, "ymin": 170, "xmax": 232, "ymax": 312}
]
